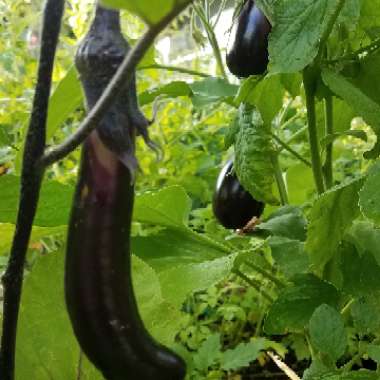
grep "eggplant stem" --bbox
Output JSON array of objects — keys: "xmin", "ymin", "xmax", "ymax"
[{"xmin": 39, "ymin": 0, "xmax": 193, "ymax": 168}]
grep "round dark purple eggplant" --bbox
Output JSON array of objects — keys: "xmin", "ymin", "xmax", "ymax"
[
  {"xmin": 213, "ymin": 160, "xmax": 265, "ymax": 229},
  {"xmin": 226, "ymin": 0, "xmax": 271, "ymax": 77}
]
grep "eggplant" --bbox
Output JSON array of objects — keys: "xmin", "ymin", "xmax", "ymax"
[
  {"xmin": 65, "ymin": 5, "xmax": 185, "ymax": 380},
  {"xmin": 212, "ymin": 160, "xmax": 265, "ymax": 229},
  {"xmin": 226, "ymin": 0, "xmax": 271, "ymax": 77}
]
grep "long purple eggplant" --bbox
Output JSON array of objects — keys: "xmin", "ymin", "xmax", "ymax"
[{"xmin": 65, "ymin": 5, "xmax": 186, "ymax": 380}]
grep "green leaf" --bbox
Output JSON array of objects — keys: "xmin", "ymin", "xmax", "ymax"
[
  {"xmin": 189, "ymin": 77, "xmax": 238, "ymax": 108},
  {"xmin": 101, "ymin": 0, "xmax": 190, "ymax": 25},
  {"xmin": 139, "ymin": 81, "xmax": 191, "ymax": 106},
  {"xmin": 193, "ymin": 334, "xmax": 221, "ymax": 371},
  {"xmin": 264, "ymin": 274, "xmax": 340, "ymax": 334},
  {"xmin": 359, "ymin": 161, "xmax": 380, "ymax": 225},
  {"xmin": 257, "ymin": 206, "xmax": 308, "ymax": 241},
  {"xmin": 132, "ymin": 255, "xmax": 186, "ymax": 345},
  {"xmin": 0, "ymin": 175, "xmax": 74, "ymax": 226},
  {"xmin": 224, "ymin": 115, "xmax": 239, "ymax": 150},
  {"xmin": 309, "ymin": 304, "xmax": 347, "ymax": 361},
  {"xmin": 158, "ymin": 253, "xmax": 236, "ymax": 307},
  {"xmin": 16, "ymin": 66, "xmax": 83, "ymax": 173},
  {"xmin": 351, "ymin": 296, "xmax": 380, "ymax": 335},
  {"xmin": 305, "ymin": 177, "xmax": 364, "ymax": 271},
  {"xmin": 340, "ymin": 241, "xmax": 380, "ymax": 297},
  {"xmin": 220, "ymin": 338, "xmax": 268, "ymax": 371},
  {"xmin": 269, "ymin": 236, "xmax": 309, "ymax": 278},
  {"xmin": 235, "ymin": 75, "xmax": 285, "ymax": 126},
  {"xmin": 134, "ymin": 186, "xmax": 192, "ymax": 228},
  {"xmin": 322, "ymin": 69, "xmax": 380, "ymax": 156},
  {"xmin": 367, "ymin": 344, "xmax": 380, "ymax": 364},
  {"xmin": 347, "ymin": 221, "xmax": 380, "ymax": 266},
  {"xmin": 0, "ymin": 224, "xmax": 65, "ymax": 256},
  {"xmin": 234, "ymin": 105, "xmax": 278, "ymax": 205},
  {"xmin": 269, "ymin": 0, "xmax": 337, "ymax": 73},
  {"xmin": 286, "ymin": 164, "xmax": 315, "ymax": 205},
  {"xmin": 132, "ymin": 228, "xmax": 228, "ymax": 272},
  {"xmin": 16, "ymin": 249, "xmax": 103, "ymax": 380}
]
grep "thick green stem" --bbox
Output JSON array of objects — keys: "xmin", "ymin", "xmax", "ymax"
[
  {"xmin": 303, "ymin": 68, "xmax": 325, "ymax": 194},
  {"xmin": 323, "ymin": 95, "xmax": 334, "ymax": 188},
  {"xmin": 271, "ymin": 154, "xmax": 289, "ymax": 206}
]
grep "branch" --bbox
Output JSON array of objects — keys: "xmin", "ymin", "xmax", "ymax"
[
  {"xmin": 39, "ymin": 0, "xmax": 193, "ymax": 168},
  {"xmin": 137, "ymin": 64, "xmax": 211, "ymax": 77},
  {"xmin": 0, "ymin": 1, "xmax": 65, "ymax": 379}
]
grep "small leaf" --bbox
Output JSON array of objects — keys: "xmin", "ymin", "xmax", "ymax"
[
  {"xmin": 309, "ymin": 304, "xmax": 347, "ymax": 361},
  {"xmin": 257, "ymin": 206, "xmax": 308, "ymax": 241},
  {"xmin": 220, "ymin": 338, "xmax": 268, "ymax": 371},
  {"xmin": 193, "ymin": 334, "xmax": 221, "ymax": 371}
]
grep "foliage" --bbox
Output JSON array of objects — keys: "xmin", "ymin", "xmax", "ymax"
[{"xmin": 1, "ymin": 0, "xmax": 380, "ymax": 379}]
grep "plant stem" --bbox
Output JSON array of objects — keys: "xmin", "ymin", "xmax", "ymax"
[
  {"xmin": 323, "ymin": 95, "xmax": 334, "ymax": 188},
  {"xmin": 244, "ymin": 261, "xmax": 286, "ymax": 288},
  {"xmin": 285, "ymin": 125, "xmax": 308, "ymax": 144},
  {"xmin": 271, "ymin": 154, "xmax": 289, "ymax": 205},
  {"xmin": 137, "ymin": 64, "xmax": 211, "ymax": 78},
  {"xmin": 271, "ymin": 133, "xmax": 312, "ymax": 167},
  {"xmin": 234, "ymin": 269, "xmax": 274, "ymax": 303},
  {"xmin": 0, "ymin": 1, "xmax": 64, "ymax": 378},
  {"xmin": 326, "ymin": 36, "xmax": 380, "ymax": 64},
  {"xmin": 193, "ymin": 4, "xmax": 228, "ymax": 80},
  {"xmin": 39, "ymin": 0, "xmax": 193, "ymax": 168},
  {"xmin": 316, "ymin": 0, "xmax": 346, "ymax": 63},
  {"xmin": 303, "ymin": 68, "xmax": 325, "ymax": 194}
]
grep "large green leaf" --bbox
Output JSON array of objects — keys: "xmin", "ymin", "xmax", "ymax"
[
  {"xmin": 234, "ymin": 105, "xmax": 278, "ymax": 205},
  {"xmin": 269, "ymin": 0, "xmax": 337, "ymax": 73},
  {"xmin": 16, "ymin": 66, "xmax": 83, "ymax": 173},
  {"xmin": 264, "ymin": 274, "xmax": 340, "ymax": 335},
  {"xmin": 16, "ymin": 249, "xmax": 185, "ymax": 379},
  {"xmin": 132, "ymin": 227, "xmax": 228, "ymax": 272},
  {"xmin": 134, "ymin": 185, "xmax": 192, "ymax": 227},
  {"xmin": 158, "ymin": 253, "xmax": 236, "ymax": 307},
  {"xmin": 16, "ymin": 249, "xmax": 103, "ymax": 380},
  {"xmin": 305, "ymin": 177, "xmax": 364, "ymax": 271},
  {"xmin": 0, "ymin": 175, "xmax": 74, "ymax": 226},
  {"xmin": 101, "ymin": 0, "xmax": 191, "ymax": 25}
]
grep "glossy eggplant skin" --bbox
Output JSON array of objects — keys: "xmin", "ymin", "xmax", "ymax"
[
  {"xmin": 212, "ymin": 160, "xmax": 265, "ymax": 229},
  {"xmin": 226, "ymin": 0, "xmax": 271, "ymax": 77},
  {"xmin": 65, "ymin": 132, "xmax": 185, "ymax": 380},
  {"xmin": 65, "ymin": 5, "xmax": 185, "ymax": 380}
]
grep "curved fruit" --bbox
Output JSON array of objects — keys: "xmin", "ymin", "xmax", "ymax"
[
  {"xmin": 65, "ymin": 5, "xmax": 186, "ymax": 380},
  {"xmin": 226, "ymin": 0, "xmax": 271, "ymax": 77},
  {"xmin": 212, "ymin": 160, "xmax": 265, "ymax": 229}
]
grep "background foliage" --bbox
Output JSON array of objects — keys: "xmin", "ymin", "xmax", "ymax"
[{"xmin": 1, "ymin": 0, "xmax": 380, "ymax": 379}]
